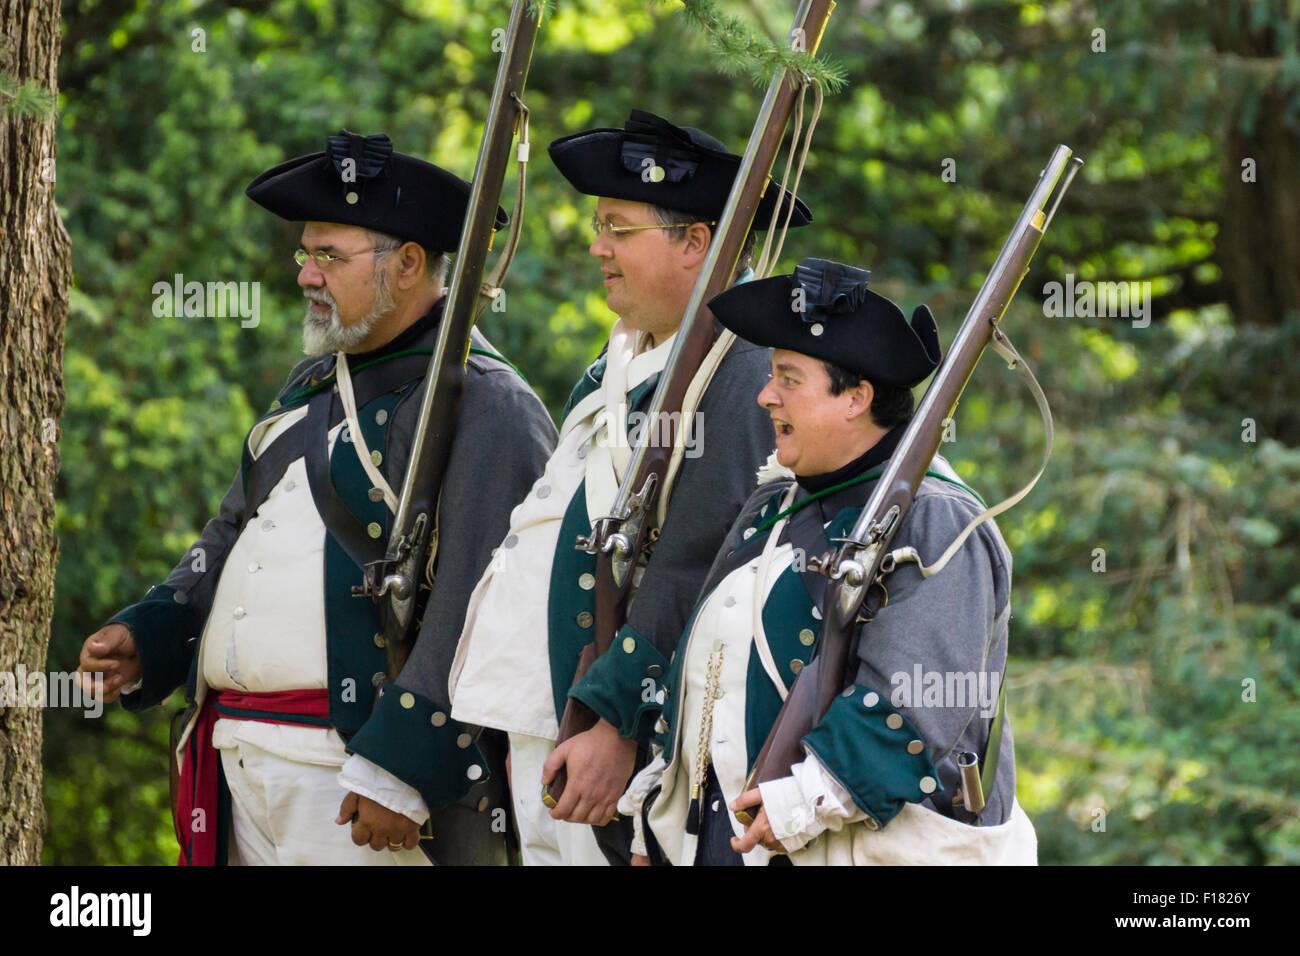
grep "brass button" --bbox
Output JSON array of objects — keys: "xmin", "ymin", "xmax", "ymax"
[
  {"xmin": 368, "ymin": 487, "xmax": 384, "ymax": 502},
  {"xmin": 370, "ymin": 450, "xmax": 383, "ymax": 467},
  {"xmin": 646, "ymin": 664, "xmax": 664, "ymax": 678},
  {"xmin": 799, "ymin": 628, "xmax": 815, "ymax": 646},
  {"xmin": 367, "ymin": 522, "xmax": 383, "ymax": 539},
  {"xmin": 810, "ymin": 322, "xmax": 825, "ymax": 336},
  {"xmin": 789, "ymin": 659, "xmax": 803, "ymax": 675},
  {"xmin": 345, "ymin": 190, "xmax": 359, "ymax": 204},
  {"xmin": 375, "ymin": 408, "xmax": 388, "ymax": 426},
  {"xmin": 371, "ymin": 672, "xmax": 386, "ymax": 688},
  {"xmin": 886, "ymin": 713, "xmax": 903, "ymax": 730},
  {"xmin": 431, "ymin": 712, "xmax": 447, "ymax": 727},
  {"xmin": 578, "ymin": 573, "xmax": 595, "ymax": 590},
  {"xmin": 476, "ymin": 796, "xmax": 490, "ymax": 812},
  {"xmin": 863, "ymin": 692, "xmax": 880, "ymax": 707},
  {"xmin": 399, "ymin": 693, "xmax": 415, "ymax": 709},
  {"xmin": 622, "ymin": 636, "xmax": 636, "ymax": 654},
  {"xmin": 466, "ymin": 765, "xmax": 483, "ymax": 781},
  {"xmin": 373, "ymin": 632, "xmax": 385, "ymax": 648},
  {"xmin": 576, "ymin": 611, "xmax": 593, "ymax": 629},
  {"xmin": 907, "ymin": 739, "xmax": 925, "ymax": 755},
  {"xmin": 919, "ymin": 776, "xmax": 937, "ymax": 794},
  {"xmin": 456, "ymin": 733, "xmax": 472, "ymax": 749}
]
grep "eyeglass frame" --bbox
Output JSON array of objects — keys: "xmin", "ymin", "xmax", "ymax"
[
  {"xmin": 589, "ymin": 213, "xmax": 717, "ymax": 239},
  {"xmin": 293, "ymin": 245, "xmax": 397, "ymax": 269}
]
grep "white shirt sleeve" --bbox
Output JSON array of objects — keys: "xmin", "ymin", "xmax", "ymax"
[
  {"xmin": 757, "ymin": 750, "xmax": 870, "ymax": 853},
  {"xmin": 337, "ymin": 753, "xmax": 430, "ymax": 826}
]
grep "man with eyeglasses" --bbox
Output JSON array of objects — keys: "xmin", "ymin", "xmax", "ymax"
[
  {"xmin": 450, "ymin": 110, "xmax": 812, "ymax": 865},
  {"xmin": 76, "ymin": 130, "xmax": 556, "ymax": 865}
]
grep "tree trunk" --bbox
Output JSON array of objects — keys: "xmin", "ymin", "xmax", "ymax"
[
  {"xmin": 0, "ymin": 0, "xmax": 71, "ymax": 866},
  {"xmin": 1213, "ymin": 2, "xmax": 1300, "ymax": 328}
]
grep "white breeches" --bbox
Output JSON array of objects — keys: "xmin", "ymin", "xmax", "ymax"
[
  {"xmin": 218, "ymin": 738, "xmax": 431, "ymax": 866},
  {"xmin": 507, "ymin": 731, "xmax": 610, "ymax": 866}
]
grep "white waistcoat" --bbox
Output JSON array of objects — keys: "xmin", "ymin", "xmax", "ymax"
[{"xmin": 449, "ymin": 324, "xmax": 675, "ymax": 738}]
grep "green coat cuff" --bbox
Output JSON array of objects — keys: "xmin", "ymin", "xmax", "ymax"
[
  {"xmin": 107, "ymin": 584, "xmax": 201, "ymax": 711},
  {"xmin": 802, "ymin": 685, "xmax": 940, "ymax": 828},
  {"xmin": 346, "ymin": 684, "xmax": 487, "ymax": 811},
  {"xmin": 569, "ymin": 624, "xmax": 671, "ymax": 741}
]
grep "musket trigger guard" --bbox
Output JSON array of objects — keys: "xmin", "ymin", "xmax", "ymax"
[{"xmin": 856, "ymin": 580, "xmax": 888, "ymax": 624}]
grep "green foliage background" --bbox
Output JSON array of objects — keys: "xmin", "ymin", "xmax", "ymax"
[{"xmin": 43, "ymin": 0, "xmax": 1299, "ymax": 864}]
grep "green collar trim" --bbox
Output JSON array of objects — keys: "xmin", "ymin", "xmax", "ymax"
[{"xmin": 753, "ymin": 468, "xmax": 987, "ymax": 536}]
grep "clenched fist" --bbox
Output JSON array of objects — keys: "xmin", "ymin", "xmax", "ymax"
[{"xmin": 76, "ymin": 622, "xmax": 142, "ymax": 704}]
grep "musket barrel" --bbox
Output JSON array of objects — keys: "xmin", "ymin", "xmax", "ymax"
[
  {"xmin": 387, "ymin": 0, "xmax": 543, "ymax": 556},
  {"xmin": 604, "ymin": 0, "xmax": 837, "ymax": 523}
]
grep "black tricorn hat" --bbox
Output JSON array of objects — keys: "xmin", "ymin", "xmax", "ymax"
[
  {"xmin": 708, "ymin": 258, "xmax": 942, "ymax": 388},
  {"xmin": 548, "ymin": 110, "xmax": 812, "ymax": 228},
  {"xmin": 246, "ymin": 129, "xmax": 507, "ymax": 252}
]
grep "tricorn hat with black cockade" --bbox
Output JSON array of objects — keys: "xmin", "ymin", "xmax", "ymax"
[
  {"xmin": 547, "ymin": 109, "xmax": 812, "ymax": 228},
  {"xmin": 245, "ymin": 129, "xmax": 507, "ymax": 252},
  {"xmin": 708, "ymin": 258, "xmax": 942, "ymax": 388}
]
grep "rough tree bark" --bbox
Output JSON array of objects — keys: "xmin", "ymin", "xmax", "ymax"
[
  {"xmin": 0, "ymin": 0, "xmax": 71, "ymax": 866},
  {"xmin": 1212, "ymin": 2, "xmax": 1300, "ymax": 328}
]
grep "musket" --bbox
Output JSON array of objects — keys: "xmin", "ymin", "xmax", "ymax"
[
  {"xmin": 543, "ymin": 0, "xmax": 838, "ymax": 806},
  {"xmin": 736, "ymin": 146, "xmax": 1084, "ymax": 816},
  {"xmin": 354, "ymin": 0, "xmax": 543, "ymax": 676}
]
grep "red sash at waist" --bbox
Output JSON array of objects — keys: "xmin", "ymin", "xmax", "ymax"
[{"xmin": 175, "ymin": 689, "xmax": 331, "ymax": 866}]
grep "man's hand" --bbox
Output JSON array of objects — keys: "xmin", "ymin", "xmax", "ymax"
[
  {"xmin": 336, "ymin": 791, "xmax": 420, "ymax": 852},
  {"xmin": 631, "ymin": 853, "xmax": 651, "ymax": 866},
  {"xmin": 729, "ymin": 788, "xmax": 788, "ymax": 855},
  {"xmin": 540, "ymin": 718, "xmax": 636, "ymax": 826},
  {"xmin": 76, "ymin": 623, "xmax": 142, "ymax": 705}
]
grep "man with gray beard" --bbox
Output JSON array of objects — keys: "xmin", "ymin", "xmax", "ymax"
[
  {"xmin": 77, "ymin": 130, "xmax": 556, "ymax": 865},
  {"xmin": 299, "ymin": 228, "xmax": 406, "ymax": 354}
]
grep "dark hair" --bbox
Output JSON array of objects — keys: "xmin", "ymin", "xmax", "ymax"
[
  {"xmin": 822, "ymin": 360, "xmax": 915, "ymax": 429},
  {"xmin": 651, "ymin": 204, "xmax": 757, "ymax": 274}
]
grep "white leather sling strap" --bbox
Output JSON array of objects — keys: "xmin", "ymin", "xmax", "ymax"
[
  {"xmin": 337, "ymin": 351, "xmax": 444, "ymax": 581},
  {"xmin": 750, "ymin": 482, "xmax": 801, "ymax": 701},
  {"xmin": 655, "ymin": 328, "xmax": 735, "ymax": 528},
  {"xmin": 884, "ymin": 329, "xmax": 1053, "ymax": 579},
  {"xmin": 335, "ymin": 351, "xmax": 399, "ymax": 515}
]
